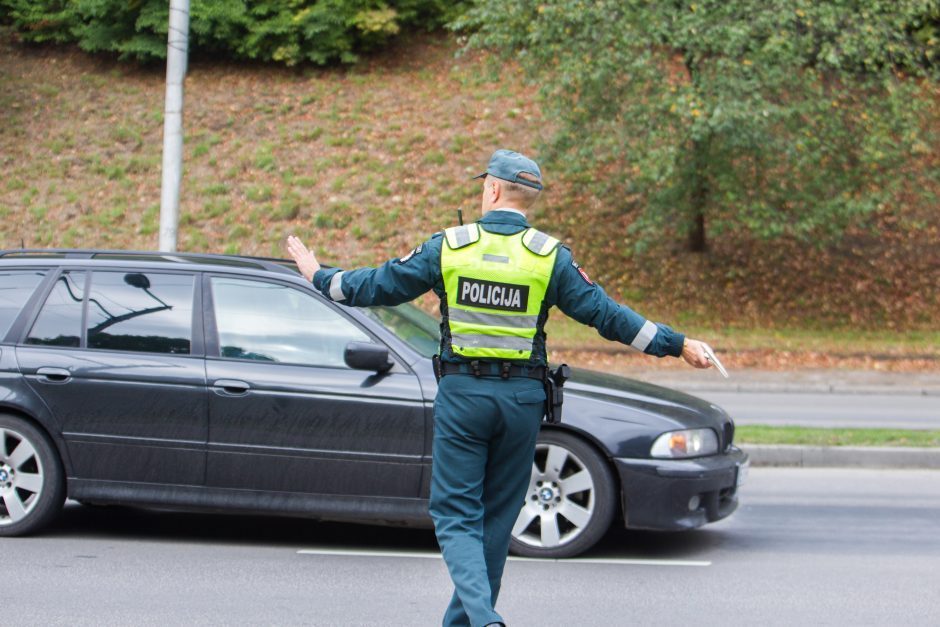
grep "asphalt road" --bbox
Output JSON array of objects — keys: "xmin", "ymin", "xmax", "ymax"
[
  {"xmin": 4, "ymin": 467, "xmax": 939, "ymax": 626},
  {"xmin": 700, "ymin": 391, "xmax": 940, "ymax": 430}
]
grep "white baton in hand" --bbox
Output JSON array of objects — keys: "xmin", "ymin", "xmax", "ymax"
[{"xmin": 701, "ymin": 343, "xmax": 729, "ymax": 378}]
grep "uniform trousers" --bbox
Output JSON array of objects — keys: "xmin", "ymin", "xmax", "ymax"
[{"xmin": 429, "ymin": 373, "xmax": 545, "ymax": 627}]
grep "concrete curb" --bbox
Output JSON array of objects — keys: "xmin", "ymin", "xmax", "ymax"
[
  {"xmin": 744, "ymin": 444, "xmax": 940, "ymax": 469},
  {"xmin": 670, "ymin": 383, "xmax": 940, "ymax": 396},
  {"xmin": 616, "ymin": 370, "xmax": 940, "ymax": 397}
]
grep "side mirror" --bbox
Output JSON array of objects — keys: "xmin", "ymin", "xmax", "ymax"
[
  {"xmin": 123, "ymin": 273, "xmax": 151, "ymax": 289},
  {"xmin": 344, "ymin": 341, "xmax": 393, "ymax": 373}
]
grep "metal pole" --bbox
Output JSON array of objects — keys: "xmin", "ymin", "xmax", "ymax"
[{"xmin": 158, "ymin": 0, "xmax": 190, "ymax": 252}]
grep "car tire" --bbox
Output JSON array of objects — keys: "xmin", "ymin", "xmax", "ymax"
[
  {"xmin": 0, "ymin": 414, "xmax": 65, "ymax": 537},
  {"xmin": 509, "ymin": 430, "xmax": 617, "ymax": 559}
]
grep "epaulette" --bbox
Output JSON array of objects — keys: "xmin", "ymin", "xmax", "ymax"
[
  {"xmin": 522, "ymin": 228, "xmax": 560, "ymax": 256},
  {"xmin": 443, "ymin": 223, "xmax": 481, "ymax": 249}
]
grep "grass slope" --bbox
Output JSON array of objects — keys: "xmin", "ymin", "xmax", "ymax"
[{"xmin": 1, "ymin": 29, "xmax": 938, "ymax": 346}]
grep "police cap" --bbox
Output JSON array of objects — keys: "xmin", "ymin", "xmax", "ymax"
[{"xmin": 473, "ymin": 149, "xmax": 543, "ymax": 190}]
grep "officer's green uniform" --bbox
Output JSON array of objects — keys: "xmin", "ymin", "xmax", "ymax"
[{"xmin": 313, "ymin": 210, "xmax": 684, "ymax": 627}]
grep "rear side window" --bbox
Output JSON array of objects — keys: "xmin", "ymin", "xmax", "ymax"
[
  {"xmin": 85, "ymin": 271, "xmax": 194, "ymax": 354},
  {"xmin": 24, "ymin": 270, "xmax": 195, "ymax": 354},
  {"xmin": 26, "ymin": 271, "xmax": 86, "ymax": 347},
  {"xmin": 0, "ymin": 270, "xmax": 47, "ymax": 339}
]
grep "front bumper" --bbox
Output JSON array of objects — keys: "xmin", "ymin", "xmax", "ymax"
[{"xmin": 613, "ymin": 446, "xmax": 749, "ymax": 531}]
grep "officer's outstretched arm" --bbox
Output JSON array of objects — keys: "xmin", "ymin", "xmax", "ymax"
[
  {"xmin": 550, "ymin": 247, "xmax": 709, "ymax": 369},
  {"xmin": 306, "ymin": 234, "xmax": 444, "ymax": 308}
]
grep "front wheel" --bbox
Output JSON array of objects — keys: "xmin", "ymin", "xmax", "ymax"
[
  {"xmin": 509, "ymin": 430, "xmax": 617, "ymax": 558},
  {"xmin": 0, "ymin": 414, "xmax": 65, "ymax": 536}
]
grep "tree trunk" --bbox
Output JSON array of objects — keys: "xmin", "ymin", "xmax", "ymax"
[
  {"xmin": 688, "ymin": 137, "xmax": 708, "ymax": 253},
  {"xmin": 684, "ymin": 52, "xmax": 708, "ymax": 253},
  {"xmin": 689, "ymin": 206, "xmax": 706, "ymax": 252}
]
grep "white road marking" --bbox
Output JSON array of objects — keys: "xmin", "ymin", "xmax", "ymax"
[
  {"xmin": 298, "ymin": 549, "xmax": 442, "ymax": 560},
  {"xmin": 511, "ymin": 556, "xmax": 711, "ymax": 566},
  {"xmin": 296, "ymin": 548, "xmax": 710, "ymax": 567}
]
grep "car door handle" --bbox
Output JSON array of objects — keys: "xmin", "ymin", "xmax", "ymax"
[
  {"xmin": 213, "ymin": 379, "xmax": 250, "ymax": 395},
  {"xmin": 36, "ymin": 367, "xmax": 71, "ymax": 383}
]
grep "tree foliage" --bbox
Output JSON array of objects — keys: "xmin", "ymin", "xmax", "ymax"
[
  {"xmin": 456, "ymin": 1, "xmax": 938, "ymax": 251},
  {"xmin": 1, "ymin": 0, "xmax": 466, "ymax": 65}
]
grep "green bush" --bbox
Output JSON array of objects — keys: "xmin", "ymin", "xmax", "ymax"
[{"xmin": 1, "ymin": 0, "xmax": 467, "ymax": 64}]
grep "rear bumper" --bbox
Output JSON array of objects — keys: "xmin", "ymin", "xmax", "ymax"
[{"xmin": 613, "ymin": 447, "xmax": 749, "ymax": 531}]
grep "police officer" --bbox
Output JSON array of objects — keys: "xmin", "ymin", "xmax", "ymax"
[{"xmin": 286, "ymin": 149, "xmax": 713, "ymax": 627}]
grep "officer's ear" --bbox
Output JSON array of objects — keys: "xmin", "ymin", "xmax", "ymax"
[{"xmin": 489, "ymin": 177, "xmax": 501, "ymax": 201}]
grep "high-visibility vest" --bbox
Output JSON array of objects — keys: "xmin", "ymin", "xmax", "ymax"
[{"xmin": 440, "ymin": 223, "xmax": 559, "ymax": 361}]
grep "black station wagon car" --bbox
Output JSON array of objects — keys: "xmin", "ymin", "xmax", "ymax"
[{"xmin": 0, "ymin": 250, "xmax": 748, "ymax": 558}]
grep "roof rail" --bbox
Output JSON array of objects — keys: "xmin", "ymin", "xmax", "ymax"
[{"xmin": 0, "ymin": 249, "xmax": 300, "ymax": 275}]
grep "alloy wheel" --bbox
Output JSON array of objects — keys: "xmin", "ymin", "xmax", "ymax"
[
  {"xmin": 0, "ymin": 427, "xmax": 45, "ymax": 526},
  {"xmin": 512, "ymin": 442, "xmax": 596, "ymax": 549}
]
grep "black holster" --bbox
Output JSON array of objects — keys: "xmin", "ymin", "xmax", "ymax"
[{"xmin": 544, "ymin": 364, "xmax": 570, "ymax": 424}]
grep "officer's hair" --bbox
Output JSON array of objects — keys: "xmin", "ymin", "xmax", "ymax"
[{"xmin": 501, "ymin": 173, "xmax": 541, "ymax": 209}]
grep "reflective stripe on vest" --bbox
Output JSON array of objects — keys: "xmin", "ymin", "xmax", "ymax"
[
  {"xmin": 450, "ymin": 333, "xmax": 534, "ymax": 352},
  {"xmin": 444, "ymin": 224, "xmax": 480, "ymax": 249},
  {"xmin": 441, "ymin": 225, "xmax": 559, "ymax": 360},
  {"xmin": 449, "ymin": 309, "xmax": 540, "ymax": 329}
]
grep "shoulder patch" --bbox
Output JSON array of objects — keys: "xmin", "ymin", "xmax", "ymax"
[
  {"xmin": 399, "ymin": 243, "xmax": 422, "ymax": 264},
  {"xmin": 572, "ymin": 260, "xmax": 593, "ymax": 285}
]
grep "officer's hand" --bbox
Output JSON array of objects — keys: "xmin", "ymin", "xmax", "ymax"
[
  {"xmin": 681, "ymin": 338, "xmax": 712, "ymax": 369},
  {"xmin": 286, "ymin": 235, "xmax": 320, "ymax": 282}
]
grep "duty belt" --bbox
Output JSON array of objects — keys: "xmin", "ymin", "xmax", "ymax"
[{"xmin": 433, "ymin": 356, "xmax": 545, "ymax": 381}]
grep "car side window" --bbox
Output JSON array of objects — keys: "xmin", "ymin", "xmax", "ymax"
[
  {"xmin": 0, "ymin": 270, "xmax": 47, "ymax": 339},
  {"xmin": 85, "ymin": 271, "xmax": 195, "ymax": 354},
  {"xmin": 210, "ymin": 277, "xmax": 370, "ymax": 367},
  {"xmin": 25, "ymin": 271, "xmax": 86, "ymax": 347}
]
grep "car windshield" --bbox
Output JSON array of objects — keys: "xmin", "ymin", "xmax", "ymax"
[{"xmin": 364, "ymin": 303, "xmax": 441, "ymax": 358}]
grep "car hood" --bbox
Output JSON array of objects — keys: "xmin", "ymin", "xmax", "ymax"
[{"xmin": 565, "ymin": 367, "xmax": 732, "ymax": 432}]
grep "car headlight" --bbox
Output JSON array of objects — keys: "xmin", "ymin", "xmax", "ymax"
[{"xmin": 650, "ymin": 428, "xmax": 718, "ymax": 459}]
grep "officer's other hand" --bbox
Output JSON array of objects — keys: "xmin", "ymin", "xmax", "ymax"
[
  {"xmin": 286, "ymin": 235, "xmax": 320, "ymax": 282},
  {"xmin": 681, "ymin": 338, "xmax": 712, "ymax": 369}
]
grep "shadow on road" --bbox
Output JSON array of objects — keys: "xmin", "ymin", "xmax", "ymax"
[
  {"xmin": 44, "ymin": 501, "xmax": 728, "ymax": 560},
  {"xmin": 46, "ymin": 501, "xmax": 439, "ymax": 551}
]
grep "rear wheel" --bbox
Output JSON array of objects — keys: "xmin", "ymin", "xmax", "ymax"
[
  {"xmin": 0, "ymin": 414, "xmax": 65, "ymax": 536},
  {"xmin": 509, "ymin": 430, "xmax": 617, "ymax": 558}
]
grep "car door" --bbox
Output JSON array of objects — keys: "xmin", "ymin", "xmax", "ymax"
[
  {"xmin": 15, "ymin": 268, "xmax": 207, "ymax": 486},
  {"xmin": 203, "ymin": 274, "xmax": 426, "ymax": 498}
]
